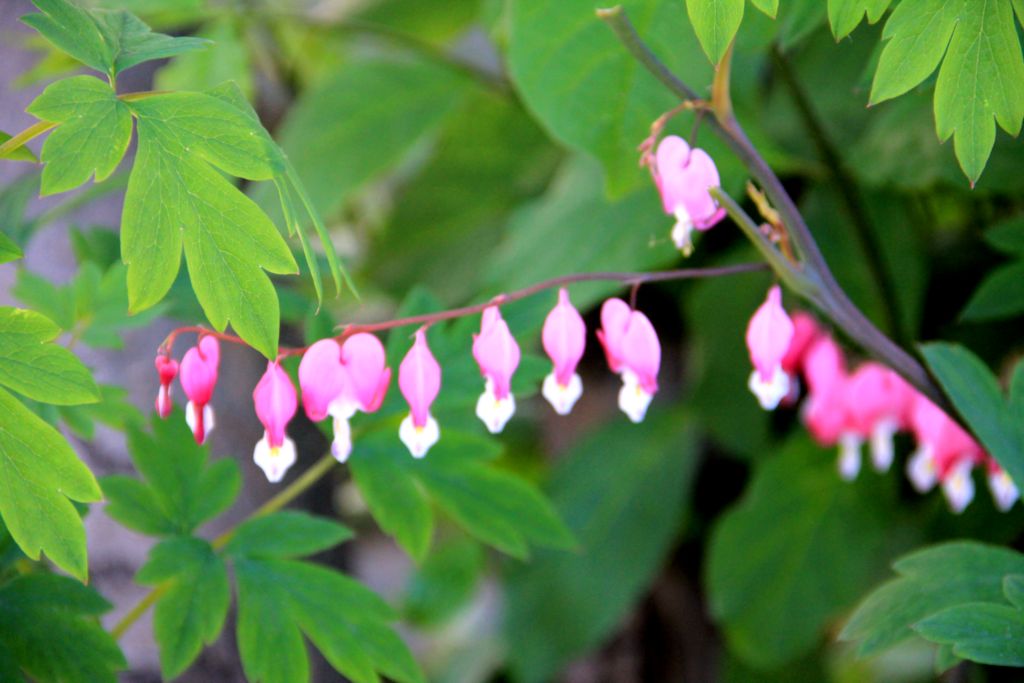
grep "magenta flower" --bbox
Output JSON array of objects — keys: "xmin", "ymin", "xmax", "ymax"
[
  {"xmin": 339, "ymin": 333, "xmax": 392, "ymax": 415},
  {"xmin": 398, "ymin": 328, "xmax": 441, "ymax": 458},
  {"xmin": 179, "ymin": 335, "xmax": 220, "ymax": 444},
  {"xmin": 154, "ymin": 355, "xmax": 179, "ymax": 419},
  {"xmin": 907, "ymin": 395, "xmax": 983, "ymax": 513},
  {"xmin": 846, "ymin": 362, "xmax": 913, "ymax": 473},
  {"xmin": 541, "ymin": 288, "xmax": 586, "ymax": 415},
  {"xmin": 745, "ymin": 285, "xmax": 795, "ymax": 410},
  {"xmin": 800, "ymin": 337, "xmax": 864, "ymax": 480},
  {"xmin": 597, "ymin": 298, "xmax": 660, "ymax": 423},
  {"xmin": 252, "ymin": 361, "xmax": 298, "ymax": 483},
  {"xmin": 653, "ymin": 135, "xmax": 725, "ymax": 256},
  {"xmin": 472, "ymin": 307, "xmax": 521, "ymax": 434}
]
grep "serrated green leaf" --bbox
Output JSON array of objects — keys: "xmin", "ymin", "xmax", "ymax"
[
  {"xmin": 0, "ymin": 232, "xmax": 23, "ymax": 264},
  {"xmin": 235, "ymin": 558, "xmax": 424, "ymax": 683},
  {"xmin": 276, "ymin": 58, "xmax": 469, "ymax": 218},
  {"xmin": 960, "ymin": 261, "xmax": 1024, "ymax": 321},
  {"xmin": 870, "ymin": 0, "xmax": 962, "ymax": 104},
  {"xmin": 403, "ymin": 538, "xmax": 484, "ymax": 626},
  {"xmin": 12, "ymin": 269, "xmax": 74, "ymax": 329},
  {"xmin": 707, "ymin": 435, "xmax": 891, "ymax": 668},
  {"xmin": 100, "ymin": 475, "xmax": 177, "ymax": 535},
  {"xmin": 0, "ymin": 131, "xmax": 37, "ymax": 163},
  {"xmin": 914, "ymin": 603, "xmax": 1024, "ymax": 666},
  {"xmin": 750, "ymin": 0, "xmax": 778, "ymax": 19},
  {"xmin": 841, "ymin": 541, "xmax": 1024, "ymax": 656},
  {"xmin": 920, "ymin": 343, "xmax": 1024, "ymax": 491},
  {"xmin": 123, "ymin": 91, "xmax": 298, "ymax": 357},
  {"xmin": 92, "ymin": 9, "xmax": 209, "ymax": 74},
  {"xmin": 506, "ymin": 413, "xmax": 700, "ymax": 682},
  {"xmin": 0, "ymin": 307, "xmax": 98, "ymax": 405},
  {"xmin": 0, "ymin": 573, "xmax": 125, "ymax": 683},
  {"xmin": 225, "ymin": 511, "xmax": 353, "ymax": 559},
  {"xmin": 985, "ymin": 215, "xmax": 1024, "ymax": 254},
  {"xmin": 192, "ymin": 458, "xmax": 241, "ymax": 525},
  {"xmin": 27, "ymin": 76, "xmax": 131, "ymax": 195},
  {"xmin": 687, "ymin": 0, "xmax": 744, "ymax": 64},
  {"xmin": 137, "ymin": 537, "xmax": 230, "ymax": 679},
  {"xmin": 22, "ymin": 0, "xmax": 113, "ymax": 75},
  {"xmin": 828, "ymin": 0, "xmax": 892, "ymax": 39},
  {"xmin": 0, "ymin": 386, "xmax": 101, "ymax": 581}
]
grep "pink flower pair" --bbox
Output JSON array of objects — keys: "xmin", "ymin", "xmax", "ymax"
[{"xmin": 651, "ymin": 135, "xmax": 725, "ymax": 256}]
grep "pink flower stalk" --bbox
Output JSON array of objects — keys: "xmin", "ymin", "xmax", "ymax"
[
  {"xmin": 907, "ymin": 396, "xmax": 984, "ymax": 513},
  {"xmin": 252, "ymin": 361, "xmax": 298, "ymax": 483},
  {"xmin": 541, "ymin": 288, "xmax": 587, "ymax": 415},
  {"xmin": 179, "ymin": 335, "xmax": 220, "ymax": 444},
  {"xmin": 472, "ymin": 307, "xmax": 521, "ymax": 434},
  {"xmin": 298, "ymin": 334, "xmax": 391, "ymax": 462},
  {"xmin": 398, "ymin": 329, "xmax": 442, "ymax": 458},
  {"xmin": 845, "ymin": 363, "xmax": 913, "ymax": 473},
  {"xmin": 154, "ymin": 355, "xmax": 179, "ymax": 419},
  {"xmin": 652, "ymin": 135, "xmax": 725, "ymax": 256},
  {"xmin": 745, "ymin": 285, "xmax": 795, "ymax": 410},
  {"xmin": 984, "ymin": 459, "xmax": 1019, "ymax": 512},
  {"xmin": 597, "ymin": 298, "xmax": 660, "ymax": 423}
]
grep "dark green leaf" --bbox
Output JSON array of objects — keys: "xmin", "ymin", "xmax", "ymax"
[
  {"xmin": 0, "ymin": 573, "xmax": 125, "ymax": 683},
  {"xmin": 100, "ymin": 475, "xmax": 177, "ymax": 536},
  {"xmin": 920, "ymin": 343, "xmax": 1024, "ymax": 491},
  {"xmin": 960, "ymin": 262, "xmax": 1024, "ymax": 321},
  {"xmin": 0, "ymin": 306, "xmax": 98, "ymax": 404},
  {"xmin": 225, "ymin": 511, "xmax": 353, "ymax": 559},
  {"xmin": 505, "ymin": 413, "xmax": 700, "ymax": 682},
  {"xmin": 707, "ymin": 435, "xmax": 891, "ymax": 668},
  {"xmin": 137, "ymin": 537, "xmax": 230, "ymax": 679},
  {"xmin": 985, "ymin": 215, "xmax": 1024, "ymax": 255},
  {"xmin": 92, "ymin": 9, "xmax": 209, "ymax": 74},
  {"xmin": 12, "ymin": 269, "xmax": 75, "ymax": 329},
  {"xmin": 1004, "ymin": 574, "xmax": 1024, "ymax": 609},
  {"xmin": 841, "ymin": 541, "xmax": 1024, "ymax": 656},
  {"xmin": 914, "ymin": 603, "xmax": 1024, "ymax": 666}
]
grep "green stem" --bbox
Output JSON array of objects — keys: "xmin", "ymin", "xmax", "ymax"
[
  {"xmin": 111, "ymin": 454, "xmax": 339, "ymax": 640},
  {"xmin": 597, "ymin": 5, "xmax": 948, "ymax": 411},
  {"xmin": 0, "ymin": 121, "xmax": 54, "ymax": 160}
]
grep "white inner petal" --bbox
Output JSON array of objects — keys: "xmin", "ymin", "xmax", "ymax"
[
  {"xmin": 618, "ymin": 370, "xmax": 653, "ymax": 424},
  {"xmin": 328, "ymin": 396, "xmax": 359, "ymax": 420},
  {"xmin": 907, "ymin": 444, "xmax": 938, "ymax": 493},
  {"xmin": 838, "ymin": 432, "xmax": 863, "ymax": 481},
  {"xmin": 542, "ymin": 372, "xmax": 583, "ymax": 416},
  {"xmin": 253, "ymin": 433, "xmax": 297, "ymax": 484},
  {"xmin": 747, "ymin": 366, "xmax": 790, "ymax": 411},
  {"xmin": 476, "ymin": 380, "xmax": 516, "ymax": 434},
  {"xmin": 399, "ymin": 413, "xmax": 440, "ymax": 459},
  {"xmin": 671, "ymin": 206, "xmax": 696, "ymax": 257},
  {"xmin": 942, "ymin": 460, "xmax": 975, "ymax": 514},
  {"xmin": 184, "ymin": 401, "xmax": 215, "ymax": 443},
  {"xmin": 331, "ymin": 415, "xmax": 353, "ymax": 463},
  {"xmin": 988, "ymin": 470, "xmax": 1019, "ymax": 512},
  {"xmin": 869, "ymin": 416, "xmax": 899, "ymax": 473}
]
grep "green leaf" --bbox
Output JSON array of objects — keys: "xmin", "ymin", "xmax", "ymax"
[
  {"xmin": 104, "ymin": 414, "xmax": 241, "ymax": 535},
  {"xmin": 0, "ymin": 307, "xmax": 98, "ymax": 405},
  {"xmin": 750, "ymin": 0, "xmax": 778, "ymax": 19},
  {"xmin": 235, "ymin": 558, "xmax": 424, "ymax": 683},
  {"xmin": 841, "ymin": 541, "xmax": 1024, "ymax": 656},
  {"xmin": 508, "ymin": 0, "xmax": 722, "ymax": 195},
  {"xmin": 123, "ymin": 91, "xmax": 299, "ymax": 357},
  {"xmin": 687, "ymin": 0, "xmax": 744, "ymax": 64},
  {"xmin": 27, "ymin": 77, "xmax": 131, "ymax": 196},
  {"xmin": 986, "ymin": 216, "xmax": 1024, "ymax": 255},
  {"xmin": 828, "ymin": 0, "xmax": 892, "ymax": 39},
  {"xmin": 960, "ymin": 261, "xmax": 1024, "ymax": 321},
  {"xmin": 22, "ymin": 0, "xmax": 114, "ymax": 75},
  {"xmin": 707, "ymin": 435, "xmax": 891, "ymax": 668},
  {"xmin": 920, "ymin": 343, "xmax": 1024, "ymax": 490},
  {"xmin": 1004, "ymin": 574, "xmax": 1024, "ymax": 609},
  {"xmin": 0, "ymin": 131, "xmax": 37, "ymax": 163},
  {"xmin": 12, "ymin": 269, "xmax": 75, "ymax": 329},
  {"xmin": 92, "ymin": 9, "xmax": 209, "ymax": 74},
  {"xmin": 225, "ymin": 511, "xmax": 353, "ymax": 559},
  {"xmin": 0, "ymin": 386, "xmax": 101, "ymax": 581},
  {"xmin": 505, "ymin": 413, "xmax": 700, "ymax": 682},
  {"xmin": 0, "ymin": 573, "xmax": 125, "ymax": 682},
  {"xmin": 0, "ymin": 232, "xmax": 23, "ymax": 264},
  {"xmin": 276, "ymin": 58, "xmax": 469, "ymax": 218},
  {"xmin": 137, "ymin": 537, "xmax": 230, "ymax": 679},
  {"xmin": 403, "ymin": 538, "xmax": 484, "ymax": 626},
  {"xmin": 914, "ymin": 603, "xmax": 1024, "ymax": 666}
]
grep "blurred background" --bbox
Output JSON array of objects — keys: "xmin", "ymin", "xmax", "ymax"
[{"xmin": 2, "ymin": 0, "xmax": 1024, "ymax": 681}]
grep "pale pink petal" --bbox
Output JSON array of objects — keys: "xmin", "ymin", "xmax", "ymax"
[
  {"xmin": 253, "ymin": 361, "xmax": 298, "ymax": 449},
  {"xmin": 597, "ymin": 298, "xmax": 631, "ymax": 373},
  {"xmin": 298, "ymin": 339, "xmax": 347, "ymax": 422},
  {"xmin": 341, "ymin": 333, "xmax": 390, "ymax": 412},
  {"xmin": 472, "ymin": 307, "xmax": 520, "ymax": 400},
  {"xmin": 542, "ymin": 288, "xmax": 587, "ymax": 386},
  {"xmin": 399, "ymin": 329, "xmax": 441, "ymax": 428}
]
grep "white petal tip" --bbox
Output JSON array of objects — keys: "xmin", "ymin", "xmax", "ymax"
[
  {"xmin": 747, "ymin": 367, "xmax": 790, "ymax": 411},
  {"xmin": 671, "ymin": 209, "xmax": 695, "ymax": 256},
  {"xmin": 618, "ymin": 374, "xmax": 654, "ymax": 424},
  {"xmin": 942, "ymin": 462, "xmax": 975, "ymax": 514},
  {"xmin": 838, "ymin": 433, "xmax": 863, "ymax": 482},
  {"xmin": 476, "ymin": 387, "xmax": 516, "ymax": 434},
  {"xmin": 542, "ymin": 372, "xmax": 583, "ymax": 416},
  {"xmin": 253, "ymin": 435, "xmax": 297, "ymax": 484},
  {"xmin": 988, "ymin": 471, "xmax": 1019, "ymax": 512},
  {"xmin": 907, "ymin": 447, "xmax": 938, "ymax": 493},
  {"xmin": 331, "ymin": 416, "xmax": 352, "ymax": 463},
  {"xmin": 399, "ymin": 413, "xmax": 439, "ymax": 459}
]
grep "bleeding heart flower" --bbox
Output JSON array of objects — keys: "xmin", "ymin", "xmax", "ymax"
[
  {"xmin": 845, "ymin": 362, "xmax": 913, "ymax": 473},
  {"xmin": 298, "ymin": 339, "xmax": 346, "ymax": 423},
  {"xmin": 154, "ymin": 355, "xmax": 179, "ymax": 419},
  {"xmin": 597, "ymin": 298, "xmax": 660, "ymax": 423},
  {"xmin": 745, "ymin": 285, "xmax": 795, "ymax": 411},
  {"xmin": 398, "ymin": 329, "xmax": 441, "ymax": 458},
  {"xmin": 652, "ymin": 135, "xmax": 725, "ymax": 256},
  {"xmin": 985, "ymin": 459, "xmax": 1019, "ymax": 512},
  {"xmin": 800, "ymin": 337, "xmax": 864, "ymax": 480},
  {"xmin": 179, "ymin": 335, "xmax": 220, "ymax": 444},
  {"xmin": 907, "ymin": 395, "xmax": 984, "ymax": 513},
  {"xmin": 472, "ymin": 307, "xmax": 521, "ymax": 434},
  {"xmin": 541, "ymin": 288, "xmax": 586, "ymax": 416},
  {"xmin": 252, "ymin": 361, "xmax": 298, "ymax": 483}
]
